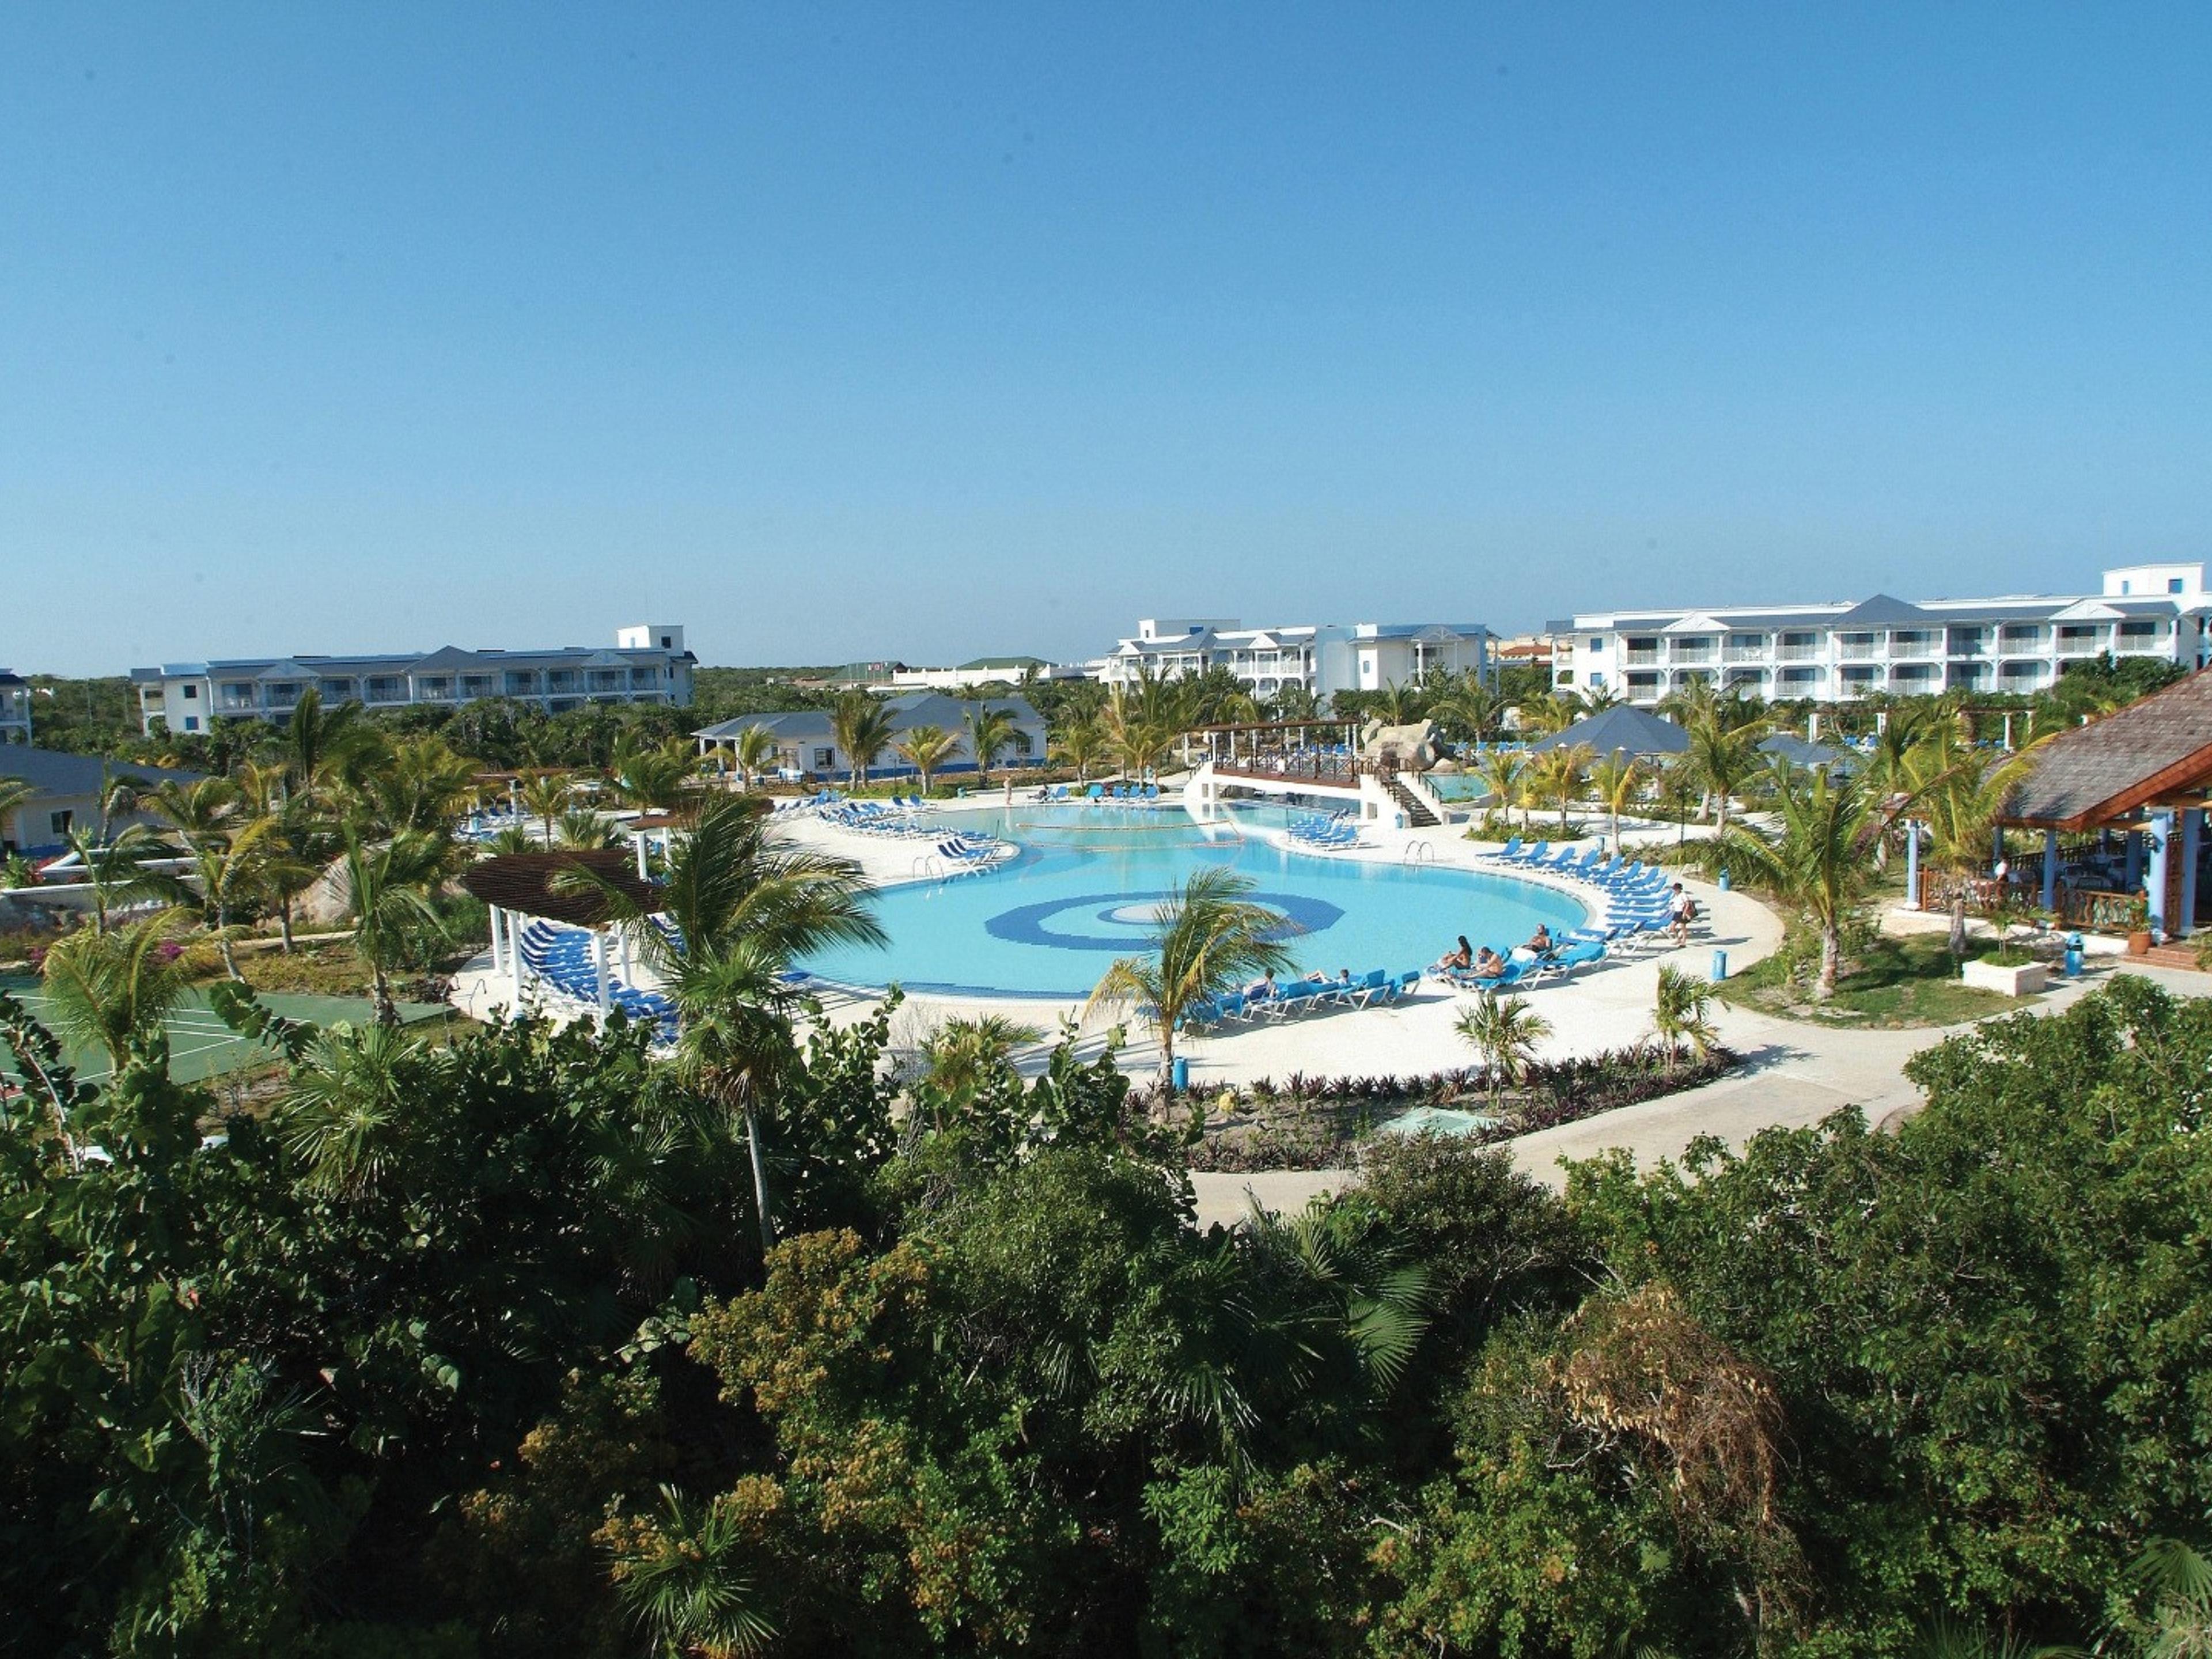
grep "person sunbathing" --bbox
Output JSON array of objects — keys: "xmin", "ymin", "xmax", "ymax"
[
  {"xmin": 1522, "ymin": 925, "xmax": 1556, "ymax": 957},
  {"xmin": 1467, "ymin": 946, "xmax": 1508, "ymax": 981},
  {"xmin": 1244, "ymin": 970, "xmax": 1279, "ymax": 1002},
  {"xmin": 1432, "ymin": 935, "xmax": 1473, "ymax": 974}
]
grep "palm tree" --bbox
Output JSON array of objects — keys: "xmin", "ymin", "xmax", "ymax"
[
  {"xmin": 1684, "ymin": 715, "xmax": 1763, "ymax": 836},
  {"xmin": 577, "ymin": 796, "xmax": 885, "ymax": 1250},
  {"xmin": 1650, "ymin": 964, "xmax": 1719, "ymax": 1071},
  {"xmin": 39, "ymin": 911, "xmax": 211, "ymax": 1075},
  {"xmin": 555, "ymin": 806, "xmax": 619, "ymax": 850},
  {"xmin": 729, "ymin": 725, "xmax": 779, "ymax": 792},
  {"xmin": 607, "ymin": 738, "xmax": 696, "ymax": 814},
  {"xmin": 1709, "ymin": 761, "xmax": 1889, "ymax": 998},
  {"xmin": 183, "ymin": 815, "xmax": 279, "ymax": 980},
  {"xmin": 281, "ymin": 686, "xmax": 368, "ymax": 809},
  {"xmin": 919, "ymin": 1014, "xmax": 1043, "ymax": 1116},
  {"xmin": 828, "ymin": 692, "xmax": 897, "ymax": 791},
  {"xmin": 893, "ymin": 725, "xmax": 959, "ymax": 797},
  {"xmin": 1478, "ymin": 748, "xmax": 1528, "ymax": 832},
  {"xmin": 1454, "ymin": 990, "xmax": 1552, "ymax": 1108},
  {"xmin": 1533, "ymin": 742, "xmax": 1594, "ymax": 834},
  {"xmin": 1434, "ymin": 673, "xmax": 1503, "ymax": 747},
  {"xmin": 1086, "ymin": 866, "xmax": 1294, "ymax": 1084},
  {"xmin": 1590, "ymin": 753, "xmax": 1643, "ymax": 854},
  {"xmin": 1910, "ymin": 729, "xmax": 2041, "ymax": 960},
  {"xmin": 0, "ymin": 777, "xmax": 35, "ymax": 844},
  {"xmin": 342, "ymin": 828, "xmax": 451, "ymax": 1025},
  {"xmin": 964, "ymin": 703, "xmax": 1020, "ymax": 787},
  {"xmin": 147, "ymin": 776, "xmax": 240, "ymax": 840},
  {"xmin": 58, "ymin": 823, "xmax": 181, "ymax": 934},
  {"xmin": 608, "ymin": 1485, "xmax": 777, "ymax": 1659},
  {"xmin": 1051, "ymin": 717, "xmax": 1106, "ymax": 782},
  {"xmin": 278, "ymin": 1020, "xmax": 445, "ymax": 1197},
  {"xmin": 517, "ymin": 771, "xmax": 573, "ymax": 843}
]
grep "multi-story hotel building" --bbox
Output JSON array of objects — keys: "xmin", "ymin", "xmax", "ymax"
[
  {"xmin": 131, "ymin": 624, "xmax": 694, "ymax": 734},
  {"xmin": 1099, "ymin": 618, "xmax": 1493, "ymax": 701},
  {"xmin": 1550, "ymin": 566, "xmax": 2211, "ymax": 706},
  {"xmin": 0, "ymin": 672, "xmax": 29, "ymax": 745}
]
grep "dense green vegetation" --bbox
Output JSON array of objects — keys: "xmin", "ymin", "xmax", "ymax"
[{"xmin": 7, "ymin": 952, "xmax": 2212, "ymax": 1654}]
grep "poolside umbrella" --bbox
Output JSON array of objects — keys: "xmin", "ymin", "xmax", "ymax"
[{"xmin": 1527, "ymin": 706, "xmax": 1691, "ymax": 762}]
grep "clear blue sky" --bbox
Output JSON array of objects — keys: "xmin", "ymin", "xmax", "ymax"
[{"xmin": 3, "ymin": 4, "xmax": 2207, "ymax": 675}]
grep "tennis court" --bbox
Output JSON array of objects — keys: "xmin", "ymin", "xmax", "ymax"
[{"xmin": 1, "ymin": 977, "xmax": 448, "ymax": 1086}]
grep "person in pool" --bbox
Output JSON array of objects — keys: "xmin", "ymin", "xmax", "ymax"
[{"xmin": 1433, "ymin": 935, "xmax": 1473, "ymax": 974}]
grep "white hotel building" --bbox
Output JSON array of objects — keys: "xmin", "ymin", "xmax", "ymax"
[
  {"xmin": 1551, "ymin": 566, "xmax": 2212, "ymax": 706},
  {"xmin": 131, "ymin": 624, "xmax": 695, "ymax": 734},
  {"xmin": 1099, "ymin": 618, "xmax": 1493, "ymax": 700}
]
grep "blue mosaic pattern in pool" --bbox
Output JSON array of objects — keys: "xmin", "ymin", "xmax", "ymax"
[{"xmin": 797, "ymin": 805, "xmax": 1589, "ymax": 999}]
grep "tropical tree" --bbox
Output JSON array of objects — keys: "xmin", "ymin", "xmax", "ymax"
[
  {"xmin": 893, "ymin": 724, "xmax": 959, "ymax": 796},
  {"xmin": 728, "ymin": 724, "xmax": 780, "ymax": 792},
  {"xmin": 147, "ymin": 775, "xmax": 240, "ymax": 840},
  {"xmin": 1708, "ymin": 760, "xmax": 1891, "ymax": 997},
  {"xmin": 181, "ymin": 815, "xmax": 280, "ymax": 980},
  {"xmin": 1590, "ymin": 752, "xmax": 1643, "ymax": 854},
  {"xmin": 1434, "ymin": 672, "xmax": 1503, "ymax": 746},
  {"xmin": 1650, "ymin": 963, "xmax": 1719, "ymax": 1070},
  {"xmin": 1478, "ymin": 748, "xmax": 1529, "ymax": 833},
  {"xmin": 918, "ymin": 1014, "xmax": 1043, "ymax": 1116},
  {"xmin": 38, "ymin": 910, "xmax": 211, "ymax": 1075},
  {"xmin": 607, "ymin": 738, "xmax": 696, "ymax": 813},
  {"xmin": 1911, "ymin": 728, "xmax": 2042, "ymax": 959},
  {"xmin": 1088, "ymin": 866, "xmax": 1294, "ymax": 1083},
  {"xmin": 555, "ymin": 806, "xmax": 618, "ymax": 850},
  {"xmin": 828, "ymin": 692, "xmax": 897, "ymax": 791},
  {"xmin": 608, "ymin": 1485, "xmax": 778, "ymax": 1659},
  {"xmin": 57, "ymin": 823, "xmax": 183, "ymax": 934},
  {"xmin": 1684, "ymin": 715, "xmax": 1763, "ymax": 836},
  {"xmin": 964, "ymin": 702, "xmax": 1020, "ymax": 787},
  {"xmin": 1454, "ymin": 990, "xmax": 1552, "ymax": 1107},
  {"xmin": 1532, "ymin": 742, "xmax": 1594, "ymax": 834},
  {"xmin": 281, "ymin": 686, "xmax": 368, "ymax": 808},
  {"xmin": 1051, "ymin": 716, "xmax": 1106, "ymax": 782},
  {"xmin": 342, "ymin": 828, "xmax": 451, "ymax": 1024},
  {"xmin": 575, "ymin": 794, "xmax": 885, "ymax": 1249},
  {"xmin": 516, "ymin": 771, "xmax": 573, "ymax": 843},
  {"xmin": 354, "ymin": 736, "xmax": 479, "ymax": 836}
]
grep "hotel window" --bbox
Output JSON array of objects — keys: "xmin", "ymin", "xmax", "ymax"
[
  {"xmin": 1586, "ymin": 637, "xmax": 1603, "ymax": 651},
  {"xmin": 183, "ymin": 684, "xmax": 199, "ymax": 700},
  {"xmin": 183, "ymin": 717, "xmax": 199, "ymax": 732},
  {"xmin": 2172, "ymin": 578, "xmax": 2186, "ymax": 593},
  {"xmin": 49, "ymin": 810, "xmax": 72, "ymax": 838},
  {"xmin": 813, "ymin": 748, "xmax": 835, "ymax": 769}
]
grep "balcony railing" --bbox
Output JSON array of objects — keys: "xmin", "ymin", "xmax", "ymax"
[
  {"xmin": 1775, "ymin": 643, "xmax": 1821, "ymax": 660},
  {"xmin": 1999, "ymin": 635, "xmax": 2047, "ymax": 654},
  {"xmin": 1624, "ymin": 649, "xmax": 1659, "ymax": 666},
  {"xmin": 1889, "ymin": 640, "xmax": 1937, "ymax": 658},
  {"xmin": 1838, "ymin": 642, "xmax": 1878, "ymax": 660},
  {"xmin": 1721, "ymin": 647, "xmax": 1766, "ymax": 664}
]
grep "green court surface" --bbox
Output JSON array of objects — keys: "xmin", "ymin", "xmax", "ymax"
[{"xmin": 0, "ymin": 977, "xmax": 447, "ymax": 1086}]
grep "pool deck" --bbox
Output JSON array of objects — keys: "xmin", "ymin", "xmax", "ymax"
[{"xmin": 445, "ymin": 789, "xmax": 2203, "ymax": 1229}]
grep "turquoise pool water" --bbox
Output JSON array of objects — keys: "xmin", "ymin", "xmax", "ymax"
[{"xmin": 798, "ymin": 805, "xmax": 1588, "ymax": 999}]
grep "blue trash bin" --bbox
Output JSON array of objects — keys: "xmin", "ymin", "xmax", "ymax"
[
  {"xmin": 1171, "ymin": 1056, "xmax": 1190, "ymax": 1093},
  {"xmin": 2064, "ymin": 933, "xmax": 2084, "ymax": 978},
  {"xmin": 1710, "ymin": 949, "xmax": 1729, "ymax": 983},
  {"xmin": 1718, "ymin": 869, "xmax": 1732, "ymax": 892}
]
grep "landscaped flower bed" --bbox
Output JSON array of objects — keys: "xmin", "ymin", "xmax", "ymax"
[{"xmin": 1157, "ymin": 1044, "xmax": 1742, "ymax": 1172}]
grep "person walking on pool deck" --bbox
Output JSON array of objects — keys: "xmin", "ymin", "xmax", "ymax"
[{"xmin": 1669, "ymin": 882, "xmax": 1698, "ymax": 945}]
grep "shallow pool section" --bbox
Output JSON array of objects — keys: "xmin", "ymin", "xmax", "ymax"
[{"xmin": 798, "ymin": 806, "xmax": 1588, "ymax": 998}]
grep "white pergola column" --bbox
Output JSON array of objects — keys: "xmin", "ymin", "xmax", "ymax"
[
  {"xmin": 489, "ymin": 903, "xmax": 506, "ymax": 973},
  {"xmin": 2148, "ymin": 812, "xmax": 2175, "ymax": 938},
  {"xmin": 510, "ymin": 916, "xmax": 527, "ymax": 1007},
  {"xmin": 592, "ymin": 930, "xmax": 612, "ymax": 1021},
  {"xmin": 633, "ymin": 830, "xmax": 650, "ymax": 881},
  {"xmin": 1903, "ymin": 821, "xmax": 1921, "ymax": 910}
]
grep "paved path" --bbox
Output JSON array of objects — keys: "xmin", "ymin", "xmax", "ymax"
[{"xmin": 1188, "ymin": 959, "xmax": 2210, "ymax": 1226}]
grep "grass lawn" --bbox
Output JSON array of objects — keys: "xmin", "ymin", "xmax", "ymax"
[{"xmin": 1717, "ymin": 931, "xmax": 2035, "ymax": 1028}]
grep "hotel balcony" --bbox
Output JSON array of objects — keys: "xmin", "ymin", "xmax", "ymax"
[
  {"xmin": 1837, "ymin": 642, "xmax": 1879, "ymax": 661},
  {"xmin": 1721, "ymin": 647, "xmax": 1767, "ymax": 665},
  {"xmin": 1775, "ymin": 643, "xmax": 1823, "ymax": 661},
  {"xmin": 1623, "ymin": 649, "xmax": 1660, "ymax": 667},
  {"xmin": 1888, "ymin": 641, "xmax": 1937, "ymax": 659}
]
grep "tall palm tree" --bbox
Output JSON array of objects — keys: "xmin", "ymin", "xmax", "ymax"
[
  {"xmin": 1455, "ymin": 990, "xmax": 1552, "ymax": 1108},
  {"xmin": 1709, "ymin": 760, "xmax": 1893, "ymax": 998},
  {"xmin": 1534, "ymin": 742, "xmax": 1595, "ymax": 834},
  {"xmin": 254, "ymin": 802, "xmax": 328, "ymax": 954},
  {"xmin": 1434, "ymin": 673, "xmax": 1503, "ymax": 746},
  {"xmin": 1650, "ymin": 965, "xmax": 1720, "ymax": 1071},
  {"xmin": 0, "ymin": 777, "xmax": 35, "ymax": 841},
  {"xmin": 516, "ymin": 771, "xmax": 573, "ymax": 843},
  {"xmin": 183, "ymin": 815, "xmax": 279, "ymax": 980},
  {"xmin": 342, "ymin": 828, "xmax": 451, "ymax": 1025},
  {"xmin": 729, "ymin": 725, "xmax": 779, "ymax": 792},
  {"xmin": 39, "ymin": 911, "xmax": 210, "ymax": 1075},
  {"xmin": 281, "ymin": 686, "xmax": 368, "ymax": 809},
  {"xmin": 1590, "ymin": 753, "xmax": 1643, "ymax": 854},
  {"xmin": 1087, "ymin": 866, "xmax": 1294, "ymax": 1084},
  {"xmin": 58, "ymin": 823, "xmax": 181, "ymax": 935},
  {"xmin": 1909, "ymin": 728, "xmax": 2042, "ymax": 959},
  {"xmin": 555, "ymin": 806, "xmax": 619, "ymax": 850},
  {"xmin": 579, "ymin": 796, "xmax": 885, "ymax": 1250},
  {"xmin": 1684, "ymin": 715, "xmax": 1763, "ymax": 837},
  {"xmin": 147, "ymin": 776, "xmax": 240, "ymax": 840},
  {"xmin": 1478, "ymin": 749, "xmax": 1528, "ymax": 832},
  {"xmin": 893, "ymin": 724, "xmax": 959, "ymax": 796},
  {"xmin": 828, "ymin": 692, "xmax": 897, "ymax": 791},
  {"xmin": 964, "ymin": 703, "xmax": 1020, "ymax": 787},
  {"xmin": 609, "ymin": 1485, "xmax": 777, "ymax": 1659},
  {"xmin": 607, "ymin": 738, "xmax": 697, "ymax": 814},
  {"xmin": 1051, "ymin": 717, "xmax": 1105, "ymax": 783}
]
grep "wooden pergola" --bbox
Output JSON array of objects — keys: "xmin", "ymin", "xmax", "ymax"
[
  {"xmin": 460, "ymin": 850, "xmax": 662, "ymax": 1013},
  {"xmin": 1194, "ymin": 719, "xmax": 1365, "ymax": 786}
]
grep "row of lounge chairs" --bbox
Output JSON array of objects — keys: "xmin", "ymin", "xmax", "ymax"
[
  {"xmin": 514, "ymin": 920, "xmax": 679, "ymax": 1041},
  {"xmin": 1481, "ymin": 839, "xmax": 1712, "ymax": 953},
  {"xmin": 1181, "ymin": 968, "xmax": 1423, "ymax": 1032},
  {"xmin": 1289, "ymin": 811, "xmax": 1362, "ymax": 850},
  {"xmin": 930, "ymin": 834, "xmax": 1012, "ymax": 876},
  {"xmin": 823, "ymin": 800, "xmax": 941, "ymax": 838}
]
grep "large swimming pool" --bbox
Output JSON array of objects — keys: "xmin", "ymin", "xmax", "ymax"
[{"xmin": 797, "ymin": 805, "xmax": 1589, "ymax": 999}]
